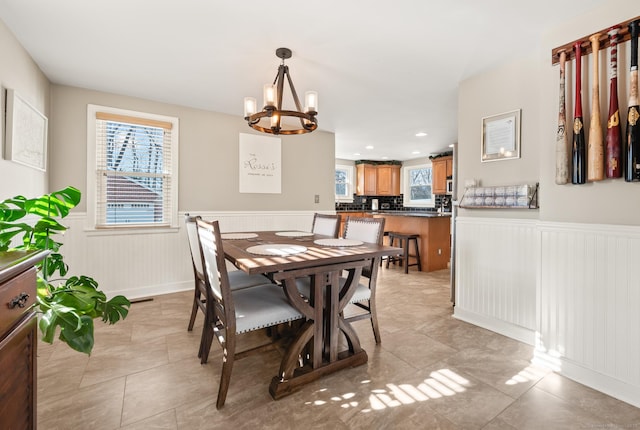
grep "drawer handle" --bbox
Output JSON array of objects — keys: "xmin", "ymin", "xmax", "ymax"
[{"xmin": 8, "ymin": 292, "xmax": 30, "ymax": 309}]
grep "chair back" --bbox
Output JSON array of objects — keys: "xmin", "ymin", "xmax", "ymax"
[
  {"xmin": 343, "ymin": 216, "xmax": 385, "ymax": 245},
  {"xmin": 312, "ymin": 213, "xmax": 340, "ymax": 238},
  {"xmin": 196, "ymin": 219, "xmax": 235, "ymax": 331},
  {"xmin": 185, "ymin": 214, "xmax": 204, "ymax": 280}
]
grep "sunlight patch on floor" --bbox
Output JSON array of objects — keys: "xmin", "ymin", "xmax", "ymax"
[
  {"xmin": 354, "ymin": 369, "xmax": 470, "ymax": 412},
  {"xmin": 303, "ymin": 369, "xmax": 472, "ymax": 412},
  {"xmin": 505, "ymin": 365, "xmax": 547, "ymax": 386}
]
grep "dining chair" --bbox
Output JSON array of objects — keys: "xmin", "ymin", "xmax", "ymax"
[
  {"xmin": 184, "ymin": 214, "xmax": 268, "ymax": 332},
  {"xmin": 311, "ymin": 213, "xmax": 340, "ymax": 237},
  {"xmin": 195, "ymin": 218, "xmax": 304, "ymax": 408},
  {"xmin": 341, "ymin": 216, "xmax": 385, "ymax": 343},
  {"xmin": 297, "ymin": 216, "xmax": 386, "ymax": 344}
]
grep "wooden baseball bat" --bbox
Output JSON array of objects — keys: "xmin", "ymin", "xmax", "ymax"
[
  {"xmin": 572, "ymin": 41, "xmax": 586, "ymax": 184},
  {"xmin": 625, "ymin": 20, "xmax": 640, "ymax": 182},
  {"xmin": 606, "ymin": 27, "xmax": 622, "ymax": 178},
  {"xmin": 556, "ymin": 50, "xmax": 570, "ymax": 185},
  {"xmin": 587, "ymin": 33, "xmax": 604, "ymax": 181}
]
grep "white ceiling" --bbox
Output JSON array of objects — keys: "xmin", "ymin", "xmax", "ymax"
[{"xmin": 0, "ymin": 0, "xmax": 606, "ymax": 161}]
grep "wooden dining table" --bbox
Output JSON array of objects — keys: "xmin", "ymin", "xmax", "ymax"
[{"xmin": 221, "ymin": 230, "xmax": 402, "ymax": 399}]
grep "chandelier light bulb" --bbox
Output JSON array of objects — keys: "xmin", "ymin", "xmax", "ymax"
[
  {"xmin": 304, "ymin": 91, "xmax": 318, "ymax": 113},
  {"xmin": 244, "ymin": 97, "xmax": 257, "ymax": 117},
  {"xmin": 263, "ymin": 84, "xmax": 276, "ymax": 108}
]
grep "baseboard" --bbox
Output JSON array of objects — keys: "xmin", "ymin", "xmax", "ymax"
[
  {"xmin": 533, "ymin": 350, "xmax": 640, "ymax": 408},
  {"xmin": 453, "ymin": 307, "xmax": 535, "ymax": 346},
  {"xmin": 110, "ymin": 280, "xmax": 192, "ymax": 301}
]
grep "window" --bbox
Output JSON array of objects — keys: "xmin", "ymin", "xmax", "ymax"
[
  {"xmin": 335, "ymin": 164, "xmax": 354, "ymax": 202},
  {"xmin": 402, "ymin": 164, "xmax": 434, "ymax": 208},
  {"xmin": 87, "ymin": 105, "xmax": 179, "ymax": 228}
]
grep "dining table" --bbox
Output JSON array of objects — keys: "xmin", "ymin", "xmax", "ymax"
[{"xmin": 220, "ymin": 230, "xmax": 403, "ymax": 399}]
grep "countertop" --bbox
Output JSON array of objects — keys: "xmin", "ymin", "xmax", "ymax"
[{"xmin": 337, "ymin": 210, "xmax": 451, "ymax": 218}]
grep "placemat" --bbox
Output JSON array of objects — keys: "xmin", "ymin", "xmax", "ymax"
[
  {"xmin": 246, "ymin": 244, "xmax": 308, "ymax": 256},
  {"xmin": 313, "ymin": 238, "xmax": 363, "ymax": 247},
  {"xmin": 220, "ymin": 232, "xmax": 258, "ymax": 240},
  {"xmin": 275, "ymin": 231, "xmax": 314, "ymax": 237}
]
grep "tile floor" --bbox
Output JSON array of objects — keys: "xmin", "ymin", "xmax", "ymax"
[{"xmin": 37, "ymin": 267, "xmax": 640, "ymax": 429}]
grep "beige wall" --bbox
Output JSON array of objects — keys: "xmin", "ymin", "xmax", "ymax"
[
  {"xmin": 457, "ymin": 0, "xmax": 639, "ymax": 226},
  {"xmin": 0, "ymin": 19, "xmax": 50, "ymax": 200},
  {"xmin": 49, "ymin": 85, "xmax": 336, "ymax": 212},
  {"xmin": 457, "ymin": 53, "xmax": 541, "ymax": 221}
]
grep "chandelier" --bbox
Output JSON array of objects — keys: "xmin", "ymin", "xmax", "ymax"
[{"xmin": 243, "ymin": 47, "xmax": 318, "ymax": 135}]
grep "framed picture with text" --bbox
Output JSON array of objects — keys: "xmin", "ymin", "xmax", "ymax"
[{"xmin": 481, "ymin": 109, "xmax": 520, "ymax": 162}]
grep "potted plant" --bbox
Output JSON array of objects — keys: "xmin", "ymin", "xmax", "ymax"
[{"xmin": 0, "ymin": 186, "xmax": 130, "ymax": 354}]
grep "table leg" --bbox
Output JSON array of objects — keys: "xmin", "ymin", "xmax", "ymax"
[{"xmin": 269, "ymin": 260, "xmax": 370, "ymax": 399}]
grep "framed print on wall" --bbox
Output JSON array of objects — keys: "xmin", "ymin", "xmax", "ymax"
[
  {"xmin": 481, "ymin": 109, "xmax": 521, "ymax": 162},
  {"xmin": 238, "ymin": 132, "xmax": 282, "ymax": 193},
  {"xmin": 4, "ymin": 89, "xmax": 48, "ymax": 171}
]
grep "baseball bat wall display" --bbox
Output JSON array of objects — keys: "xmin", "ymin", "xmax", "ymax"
[
  {"xmin": 556, "ymin": 50, "xmax": 570, "ymax": 185},
  {"xmin": 572, "ymin": 41, "xmax": 586, "ymax": 184},
  {"xmin": 625, "ymin": 20, "xmax": 640, "ymax": 182},
  {"xmin": 587, "ymin": 33, "xmax": 604, "ymax": 181},
  {"xmin": 606, "ymin": 27, "xmax": 622, "ymax": 178}
]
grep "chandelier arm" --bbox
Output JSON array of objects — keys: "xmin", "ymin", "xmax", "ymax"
[
  {"xmin": 284, "ymin": 68, "xmax": 304, "ymax": 113},
  {"xmin": 275, "ymin": 65, "xmax": 286, "ymax": 111}
]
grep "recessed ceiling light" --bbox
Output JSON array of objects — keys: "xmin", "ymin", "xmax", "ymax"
[
  {"xmin": 415, "ymin": 132, "xmax": 427, "ymax": 137},
  {"xmin": 365, "ymin": 145, "xmax": 374, "ymax": 150},
  {"xmin": 381, "ymin": 156, "xmax": 389, "ymax": 160},
  {"xmin": 353, "ymin": 152, "xmax": 361, "ymax": 156},
  {"xmin": 448, "ymin": 144, "xmax": 454, "ymax": 148},
  {"xmin": 412, "ymin": 151, "xmax": 421, "ymax": 155}
]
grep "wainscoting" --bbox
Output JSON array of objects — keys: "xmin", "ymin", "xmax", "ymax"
[
  {"xmin": 537, "ymin": 221, "xmax": 640, "ymax": 408},
  {"xmin": 455, "ymin": 216, "xmax": 640, "ymax": 408},
  {"xmin": 454, "ymin": 217, "xmax": 538, "ymax": 344},
  {"xmin": 60, "ymin": 211, "xmax": 323, "ymax": 299}
]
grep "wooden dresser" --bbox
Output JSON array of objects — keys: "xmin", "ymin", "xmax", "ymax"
[{"xmin": 0, "ymin": 250, "xmax": 48, "ymax": 430}]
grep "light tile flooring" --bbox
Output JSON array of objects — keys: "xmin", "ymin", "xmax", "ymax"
[{"xmin": 37, "ymin": 267, "xmax": 640, "ymax": 429}]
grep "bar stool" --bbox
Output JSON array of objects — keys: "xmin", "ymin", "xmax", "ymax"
[
  {"xmin": 386, "ymin": 232, "xmax": 422, "ymax": 273},
  {"xmin": 379, "ymin": 231, "xmax": 390, "ymax": 266}
]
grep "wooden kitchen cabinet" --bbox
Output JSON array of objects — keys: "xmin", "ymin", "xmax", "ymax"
[
  {"xmin": 356, "ymin": 163, "xmax": 377, "ymax": 195},
  {"xmin": 432, "ymin": 155, "xmax": 452, "ymax": 195},
  {"xmin": 376, "ymin": 164, "xmax": 400, "ymax": 196},
  {"xmin": 356, "ymin": 162, "xmax": 401, "ymax": 196},
  {"xmin": 0, "ymin": 250, "xmax": 48, "ymax": 430}
]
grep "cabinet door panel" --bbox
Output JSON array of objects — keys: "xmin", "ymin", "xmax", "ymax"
[{"xmin": 432, "ymin": 159, "xmax": 447, "ymax": 194}]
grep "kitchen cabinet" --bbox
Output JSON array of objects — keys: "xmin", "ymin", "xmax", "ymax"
[
  {"xmin": 0, "ymin": 250, "xmax": 48, "ymax": 430},
  {"xmin": 432, "ymin": 155, "xmax": 452, "ymax": 195},
  {"xmin": 356, "ymin": 163, "xmax": 377, "ymax": 195},
  {"xmin": 373, "ymin": 213, "xmax": 451, "ymax": 272},
  {"xmin": 376, "ymin": 164, "xmax": 401, "ymax": 196},
  {"xmin": 356, "ymin": 162, "xmax": 401, "ymax": 196}
]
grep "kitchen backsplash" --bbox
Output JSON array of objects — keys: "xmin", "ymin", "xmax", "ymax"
[{"xmin": 336, "ymin": 194, "xmax": 451, "ymax": 212}]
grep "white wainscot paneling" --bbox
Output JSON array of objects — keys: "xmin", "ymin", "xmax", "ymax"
[
  {"xmin": 535, "ymin": 222, "xmax": 640, "ymax": 408},
  {"xmin": 454, "ymin": 217, "xmax": 538, "ymax": 344},
  {"xmin": 60, "ymin": 211, "xmax": 326, "ymax": 300}
]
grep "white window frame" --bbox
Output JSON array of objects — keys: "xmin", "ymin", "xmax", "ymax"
[
  {"xmin": 335, "ymin": 164, "xmax": 354, "ymax": 203},
  {"xmin": 86, "ymin": 104, "xmax": 179, "ymax": 231},
  {"xmin": 402, "ymin": 162, "xmax": 434, "ymax": 208}
]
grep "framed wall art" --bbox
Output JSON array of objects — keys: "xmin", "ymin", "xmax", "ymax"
[
  {"xmin": 481, "ymin": 109, "xmax": 520, "ymax": 162},
  {"xmin": 4, "ymin": 88, "xmax": 48, "ymax": 171},
  {"xmin": 238, "ymin": 132, "xmax": 282, "ymax": 194}
]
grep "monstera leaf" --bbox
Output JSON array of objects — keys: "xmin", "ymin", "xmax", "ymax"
[{"xmin": 1, "ymin": 186, "xmax": 130, "ymax": 355}]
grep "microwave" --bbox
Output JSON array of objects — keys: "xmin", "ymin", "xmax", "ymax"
[{"xmin": 446, "ymin": 179, "xmax": 453, "ymax": 195}]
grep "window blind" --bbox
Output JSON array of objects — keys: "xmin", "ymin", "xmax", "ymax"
[{"xmin": 95, "ymin": 113, "xmax": 173, "ymax": 227}]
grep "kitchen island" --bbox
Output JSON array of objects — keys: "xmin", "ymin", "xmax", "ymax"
[{"xmin": 336, "ymin": 210, "xmax": 451, "ymax": 272}]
